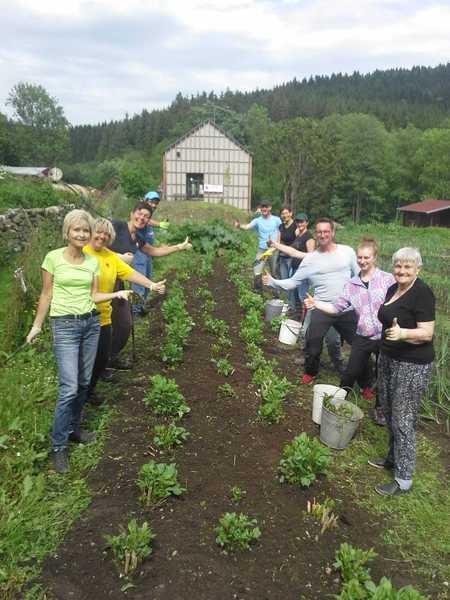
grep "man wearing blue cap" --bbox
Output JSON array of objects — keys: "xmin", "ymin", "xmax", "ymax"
[{"xmin": 131, "ymin": 191, "xmax": 170, "ymax": 315}]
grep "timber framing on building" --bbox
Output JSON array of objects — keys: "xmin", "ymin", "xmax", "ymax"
[{"xmin": 162, "ymin": 120, "xmax": 252, "ymax": 210}]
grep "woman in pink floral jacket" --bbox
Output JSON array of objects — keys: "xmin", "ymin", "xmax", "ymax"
[{"xmin": 305, "ymin": 238, "xmax": 394, "ymax": 423}]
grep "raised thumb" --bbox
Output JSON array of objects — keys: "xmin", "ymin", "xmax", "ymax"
[{"xmin": 392, "ymin": 317, "xmax": 398, "ymax": 327}]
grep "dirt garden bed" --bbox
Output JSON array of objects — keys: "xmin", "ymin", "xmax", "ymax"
[{"xmin": 36, "ymin": 260, "xmax": 445, "ymax": 600}]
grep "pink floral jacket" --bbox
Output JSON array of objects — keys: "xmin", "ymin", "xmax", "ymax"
[{"xmin": 334, "ymin": 268, "xmax": 395, "ymax": 339}]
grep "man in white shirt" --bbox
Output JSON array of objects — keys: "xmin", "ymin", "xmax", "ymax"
[{"xmin": 263, "ymin": 218, "xmax": 358, "ymax": 383}]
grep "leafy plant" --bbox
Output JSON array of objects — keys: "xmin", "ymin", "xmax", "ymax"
[
  {"xmin": 278, "ymin": 433, "xmax": 332, "ymax": 487},
  {"xmin": 257, "ymin": 374, "xmax": 292, "ymax": 424},
  {"xmin": 137, "ymin": 461, "xmax": 185, "ymax": 506},
  {"xmin": 270, "ymin": 314, "xmax": 286, "ymax": 331},
  {"xmin": 217, "ymin": 383, "xmax": 236, "ymax": 399},
  {"xmin": 166, "ymin": 220, "xmax": 243, "ymax": 254},
  {"xmin": 153, "ymin": 423, "xmax": 189, "ymax": 451},
  {"xmin": 105, "ymin": 519, "xmax": 155, "ymax": 577},
  {"xmin": 212, "ymin": 356, "xmax": 235, "ymax": 377},
  {"xmin": 334, "ymin": 544, "xmax": 429, "ymax": 599},
  {"xmin": 240, "ymin": 309, "xmax": 265, "ymax": 345},
  {"xmin": 334, "ymin": 543, "xmax": 377, "ymax": 585},
  {"xmin": 215, "ymin": 512, "xmax": 261, "ymax": 552},
  {"xmin": 323, "ymin": 395, "xmax": 354, "ymax": 419},
  {"xmin": 144, "ymin": 375, "xmax": 190, "ymax": 420},
  {"xmin": 229, "ymin": 486, "xmax": 246, "ymax": 503},
  {"xmin": 204, "ymin": 315, "xmax": 229, "ymax": 337}
]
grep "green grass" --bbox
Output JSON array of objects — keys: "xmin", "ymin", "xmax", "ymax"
[
  {"xmin": 0, "ymin": 334, "xmax": 118, "ymax": 599},
  {"xmin": 328, "ymin": 410, "xmax": 450, "ymax": 586},
  {"xmin": 337, "ymin": 222, "xmax": 450, "ymax": 313}
]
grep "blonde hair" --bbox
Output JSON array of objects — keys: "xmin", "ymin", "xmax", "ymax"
[
  {"xmin": 93, "ymin": 217, "xmax": 116, "ymax": 244},
  {"xmin": 392, "ymin": 247, "xmax": 423, "ymax": 268},
  {"xmin": 62, "ymin": 209, "xmax": 93, "ymax": 241},
  {"xmin": 358, "ymin": 237, "xmax": 379, "ymax": 259}
]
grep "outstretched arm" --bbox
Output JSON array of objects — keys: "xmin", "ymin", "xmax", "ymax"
[
  {"xmin": 126, "ymin": 271, "xmax": 166, "ymax": 294},
  {"xmin": 141, "ymin": 237, "xmax": 192, "ymax": 257}
]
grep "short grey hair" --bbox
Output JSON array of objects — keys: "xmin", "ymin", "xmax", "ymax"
[
  {"xmin": 93, "ymin": 217, "xmax": 116, "ymax": 245},
  {"xmin": 392, "ymin": 247, "xmax": 423, "ymax": 267},
  {"xmin": 62, "ymin": 209, "xmax": 93, "ymax": 241}
]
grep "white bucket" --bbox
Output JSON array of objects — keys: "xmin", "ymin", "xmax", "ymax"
[
  {"xmin": 278, "ymin": 319, "xmax": 301, "ymax": 345},
  {"xmin": 312, "ymin": 384, "xmax": 347, "ymax": 425}
]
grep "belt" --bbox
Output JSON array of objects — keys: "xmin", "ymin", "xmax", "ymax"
[{"xmin": 51, "ymin": 309, "xmax": 99, "ymax": 320}]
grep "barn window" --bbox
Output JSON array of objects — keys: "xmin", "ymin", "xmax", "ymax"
[{"xmin": 176, "ymin": 150, "xmax": 181, "ymax": 158}]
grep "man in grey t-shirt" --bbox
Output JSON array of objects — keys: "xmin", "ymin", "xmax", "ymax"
[{"xmin": 263, "ymin": 218, "xmax": 358, "ymax": 383}]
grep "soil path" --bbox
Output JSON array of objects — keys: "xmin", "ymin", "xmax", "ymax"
[{"xmin": 38, "ymin": 260, "xmax": 435, "ymax": 600}]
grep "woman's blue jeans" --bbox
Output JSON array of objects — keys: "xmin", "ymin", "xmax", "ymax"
[{"xmin": 51, "ymin": 314, "xmax": 100, "ymax": 450}]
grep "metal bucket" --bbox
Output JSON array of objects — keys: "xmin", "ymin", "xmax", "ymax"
[
  {"xmin": 312, "ymin": 384, "xmax": 347, "ymax": 425},
  {"xmin": 320, "ymin": 400, "xmax": 363, "ymax": 450},
  {"xmin": 265, "ymin": 299, "xmax": 284, "ymax": 322}
]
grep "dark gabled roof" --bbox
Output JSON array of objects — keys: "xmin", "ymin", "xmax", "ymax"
[
  {"xmin": 164, "ymin": 120, "xmax": 251, "ymax": 156},
  {"xmin": 397, "ymin": 199, "xmax": 450, "ymax": 214}
]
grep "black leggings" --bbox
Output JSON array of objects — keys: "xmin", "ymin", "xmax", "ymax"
[
  {"xmin": 111, "ymin": 298, "xmax": 132, "ymax": 359},
  {"xmin": 89, "ymin": 324, "xmax": 112, "ymax": 394},
  {"xmin": 304, "ymin": 309, "xmax": 357, "ymax": 377},
  {"xmin": 340, "ymin": 334, "xmax": 378, "ymax": 394}
]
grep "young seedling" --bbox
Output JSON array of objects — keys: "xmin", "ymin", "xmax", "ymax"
[
  {"xmin": 211, "ymin": 356, "xmax": 235, "ymax": 377},
  {"xmin": 229, "ymin": 485, "xmax": 246, "ymax": 503},
  {"xmin": 306, "ymin": 497, "xmax": 339, "ymax": 534},
  {"xmin": 153, "ymin": 423, "xmax": 189, "ymax": 452},
  {"xmin": 137, "ymin": 461, "xmax": 185, "ymax": 506},
  {"xmin": 217, "ymin": 383, "xmax": 236, "ymax": 399},
  {"xmin": 215, "ymin": 512, "xmax": 261, "ymax": 552},
  {"xmin": 105, "ymin": 519, "xmax": 155, "ymax": 577},
  {"xmin": 278, "ymin": 433, "xmax": 332, "ymax": 488}
]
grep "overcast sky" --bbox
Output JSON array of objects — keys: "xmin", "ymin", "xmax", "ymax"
[{"xmin": 1, "ymin": 0, "xmax": 449, "ymax": 125}]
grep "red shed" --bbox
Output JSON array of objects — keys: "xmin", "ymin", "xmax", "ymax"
[{"xmin": 397, "ymin": 199, "xmax": 450, "ymax": 228}]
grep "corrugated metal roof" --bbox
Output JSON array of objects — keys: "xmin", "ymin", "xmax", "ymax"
[
  {"xmin": 164, "ymin": 120, "xmax": 251, "ymax": 155},
  {"xmin": 397, "ymin": 199, "xmax": 450, "ymax": 214}
]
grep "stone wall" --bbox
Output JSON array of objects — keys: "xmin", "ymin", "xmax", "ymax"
[{"xmin": 0, "ymin": 205, "xmax": 75, "ymax": 256}]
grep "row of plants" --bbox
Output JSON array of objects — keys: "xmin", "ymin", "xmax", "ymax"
[
  {"xmin": 197, "ymin": 284, "xmax": 237, "ymax": 387},
  {"xmin": 104, "ymin": 374, "xmax": 191, "ymax": 580},
  {"xmin": 160, "ymin": 280, "xmax": 194, "ymax": 366},
  {"xmin": 226, "ymin": 249, "xmax": 293, "ymax": 423}
]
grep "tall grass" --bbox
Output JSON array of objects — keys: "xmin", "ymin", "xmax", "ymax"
[
  {"xmin": 422, "ymin": 322, "xmax": 450, "ymax": 430},
  {"xmin": 1, "ymin": 221, "xmax": 62, "ymax": 353}
]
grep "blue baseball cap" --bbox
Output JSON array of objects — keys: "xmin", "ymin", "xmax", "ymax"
[{"xmin": 144, "ymin": 191, "xmax": 160, "ymax": 201}]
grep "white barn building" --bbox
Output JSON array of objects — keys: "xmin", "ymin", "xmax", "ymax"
[{"xmin": 162, "ymin": 121, "xmax": 252, "ymax": 210}]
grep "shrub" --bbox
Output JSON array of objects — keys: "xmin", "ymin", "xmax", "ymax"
[
  {"xmin": 278, "ymin": 433, "xmax": 332, "ymax": 487},
  {"xmin": 137, "ymin": 461, "xmax": 185, "ymax": 506},
  {"xmin": 105, "ymin": 519, "xmax": 155, "ymax": 577},
  {"xmin": 215, "ymin": 512, "xmax": 261, "ymax": 552}
]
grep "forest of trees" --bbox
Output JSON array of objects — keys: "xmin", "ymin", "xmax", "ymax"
[{"xmin": 1, "ymin": 64, "xmax": 450, "ymax": 222}]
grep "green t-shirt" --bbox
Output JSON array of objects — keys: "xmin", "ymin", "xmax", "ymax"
[{"xmin": 42, "ymin": 247, "xmax": 99, "ymax": 317}]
